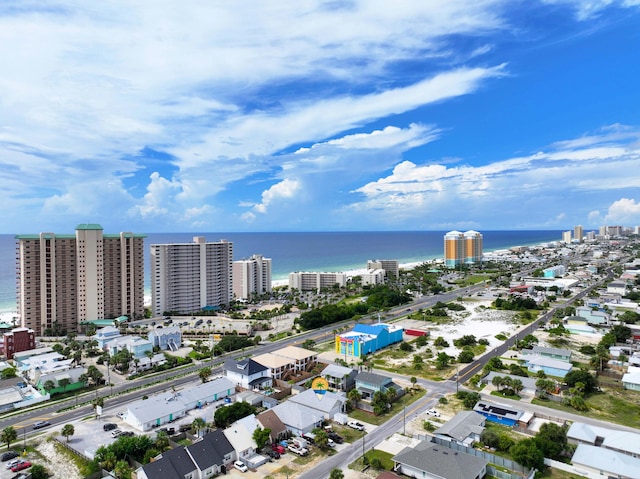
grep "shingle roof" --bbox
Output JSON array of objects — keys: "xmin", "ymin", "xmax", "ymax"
[
  {"xmin": 256, "ymin": 409, "xmax": 287, "ymax": 439},
  {"xmin": 287, "ymin": 388, "xmax": 346, "ymax": 414},
  {"xmin": 186, "ymin": 429, "xmax": 233, "ymax": 470},
  {"xmin": 393, "ymin": 441, "xmax": 487, "ymax": 479},
  {"xmin": 355, "ymin": 371, "xmax": 392, "ymax": 387},
  {"xmin": 141, "ymin": 446, "xmax": 196, "ymax": 479},
  {"xmin": 223, "ymin": 358, "xmax": 268, "ymax": 376}
]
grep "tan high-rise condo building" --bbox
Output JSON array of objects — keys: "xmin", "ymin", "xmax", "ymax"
[
  {"xmin": 16, "ymin": 224, "xmax": 145, "ymax": 336},
  {"xmin": 233, "ymin": 254, "xmax": 272, "ymax": 300},
  {"xmin": 151, "ymin": 237, "xmax": 233, "ymax": 316},
  {"xmin": 444, "ymin": 230, "xmax": 483, "ymax": 267}
]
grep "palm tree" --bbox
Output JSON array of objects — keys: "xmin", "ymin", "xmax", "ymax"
[
  {"xmin": 61, "ymin": 423, "xmax": 75, "ymax": 442},
  {"xmin": 347, "ymin": 388, "xmax": 361, "ymax": 410},
  {"xmin": 58, "ymin": 377, "xmax": 70, "ymax": 393},
  {"xmin": 43, "ymin": 379, "xmax": 56, "ymax": 395},
  {"xmin": 114, "ymin": 459, "xmax": 132, "ymax": 479},
  {"xmin": 191, "ymin": 417, "xmax": 207, "ymax": 437}
]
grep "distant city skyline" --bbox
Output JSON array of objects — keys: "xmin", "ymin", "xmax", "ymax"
[{"xmin": 1, "ymin": 2, "xmax": 640, "ymax": 234}]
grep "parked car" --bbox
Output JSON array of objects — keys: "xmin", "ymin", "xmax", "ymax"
[
  {"xmin": 267, "ymin": 450, "xmax": 280, "ymax": 459},
  {"xmin": 288, "ymin": 444, "xmax": 308, "ymax": 456},
  {"xmin": 120, "ymin": 431, "xmax": 135, "ymax": 437},
  {"xmin": 1, "ymin": 451, "xmax": 18, "ymax": 462},
  {"xmin": 11, "ymin": 461, "xmax": 32, "ymax": 472},
  {"xmin": 327, "ymin": 438, "xmax": 336, "ymax": 448},
  {"xmin": 271, "ymin": 443, "xmax": 285, "ymax": 454},
  {"xmin": 103, "ymin": 423, "xmax": 118, "ymax": 431},
  {"xmin": 426, "ymin": 408, "xmax": 441, "ymax": 417},
  {"xmin": 348, "ymin": 420, "xmax": 365, "ymax": 431},
  {"xmin": 233, "ymin": 461, "xmax": 248, "ymax": 472},
  {"xmin": 327, "ymin": 432, "xmax": 343, "ymax": 444},
  {"xmin": 6, "ymin": 459, "xmax": 21, "ymax": 469},
  {"xmin": 32, "ymin": 421, "xmax": 50, "ymax": 430},
  {"xmin": 110, "ymin": 429, "xmax": 123, "ymax": 438}
]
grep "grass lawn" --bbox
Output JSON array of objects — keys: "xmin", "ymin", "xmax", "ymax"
[
  {"xmin": 534, "ymin": 467, "xmax": 588, "ymax": 479},
  {"xmin": 490, "ymin": 390, "xmax": 522, "ymax": 400},
  {"xmin": 532, "ymin": 388, "xmax": 640, "ymax": 426},
  {"xmin": 349, "ymin": 388, "xmax": 427, "ymax": 426},
  {"xmin": 349, "ymin": 449, "xmax": 395, "ymax": 472}
]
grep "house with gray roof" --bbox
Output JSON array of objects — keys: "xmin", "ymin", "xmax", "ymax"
[
  {"xmin": 567, "ymin": 422, "xmax": 640, "ymax": 458},
  {"xmin": 223, "ymin": 415, "xmax": 270, "ymax": 469},
  {"xmin": 524, "ymin": 345, "xmax": 572, "ymax": 361},
  {"xmin": 434, "ymin": 411, "xmax": 485, "ymax": 447},
  {"xmin": 392, "ymin": 440, "xmax": 487, "ymax": 479},
  {"xmin": 287, "ymin": 388, "xmax": 346, "ymax": 420},
  {"xmin": 354, "ymin": 371, "xmax": 403, "ymax": 401},
  {"xmin": 177, "ymin": 377, "xmax": 234, "ymax": 409},
  {"xmin": 571, "ymin": 443, "xmax": 640, "ymax": 479},
  {"xmin": 270, "ymin": 401, "xmax": 323, "ymax": 436},
  {"xmin": 320, "ymin": 363, "xmax": 357, "ymax": 392},
  {"xmin": 223, "ymin": 358, "xmax": 272, "ymax": 390},
  {"xmin": 524, "ymin": 355, "xmax": 572, "ymax": 378},
  {"xmin": 137, "ymin": 445, "xmax": 197, "ymax": 479},
  {"xmin": 186, "ymin": 429, "xmax": 235, "ymax": 477}
]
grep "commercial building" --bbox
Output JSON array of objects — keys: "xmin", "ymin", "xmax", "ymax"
[
  {"xmin": 562, "ymin": 230, "xmax": 572, "ymax": 243},
  {"xmin": 16, "ymin": 224, "xmax": 145, "ymax": 336},
  {"xmin": 288, "ymin": 271, "xmax": 346, "ymax": 292},
  {"xmin": 574, "ymin": 225, "xmax": 584, "ymax": 243},
  {"xmin": 150, "ymin": 237, "xmax": 233, "ymax": 316},
  {"xmin": 232, "ymin": 254, "xmax": 272, "ymax": 300},
  {"xmin": 444, "ymin": 230, "xmax": 483, "ymax": 267}
]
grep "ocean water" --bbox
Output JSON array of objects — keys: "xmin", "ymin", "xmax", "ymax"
[{"xmin": 0, "ymin": 230, "xmax": 561, "ymax": 315}]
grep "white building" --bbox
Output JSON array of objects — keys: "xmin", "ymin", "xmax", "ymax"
[
  {"xmin": 288, "ymin": 272, "xmax": 346, "ymax": 292},
  {"xmin": 367, "ymin": 259, "xmax": 399, "ymax": 278},
  {"xmin": 151, "ymin": 237, "xmax": 233, "ymax": 316},
  {"xmin": 360, "ymin": 269, "xmax": 386, "ymax": 286},
  {"xmin": 233, "ymin": 254, "xmax": 272, "ymax": 300}
]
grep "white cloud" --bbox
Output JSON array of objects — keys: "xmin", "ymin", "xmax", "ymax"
[
  {"xmin": 251, "ymin": 178, "xmax": 301, "ymax": 215},
  {"xmin": 602, "ymin": 198, "xmax": 640, "ymax": 224}
]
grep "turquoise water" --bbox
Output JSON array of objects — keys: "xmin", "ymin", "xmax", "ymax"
[{"xmin": 0, "ymin": 230, "xmax": 562, "ymax": 314}]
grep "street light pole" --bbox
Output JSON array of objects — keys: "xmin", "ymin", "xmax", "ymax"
[{"xmin": 403, "ymin": 405, "xmax": 406, "ymax": 435}]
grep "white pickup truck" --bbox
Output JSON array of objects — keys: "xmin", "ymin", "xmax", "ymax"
[{"xmin": 288, "ymin": 443, "xmax": 309, "ymax": 456}]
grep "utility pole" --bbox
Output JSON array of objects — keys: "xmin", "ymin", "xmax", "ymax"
[{"xmin": 403, "ymin": 405, "xmax": 406, "ymax": 435}]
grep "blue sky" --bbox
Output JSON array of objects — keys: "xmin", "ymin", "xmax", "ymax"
[{"xmin": 2, "ymin": 1, "xmax": 640, "ymax": 234}]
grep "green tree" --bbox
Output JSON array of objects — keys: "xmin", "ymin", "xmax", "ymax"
[
  {"xmin": 435, "ymin": 352, "xmax": 450, "ymax": 369},
  {"xmin": 457, "ymin": 349, "xmax": 474, "ymax": 363},
  {"xmin": 312, "ymin": 428, "xmax": 329, "ymax": 449},
  {"xmin": 410, "ymin": 376, "xmax": 417, "ymax": 390},
  {"xmin": 252, "ymin": 427, "xmax": 271, "ymax": 450},
  {"xmin": 329, "ymin": 469, "xmax": 344, "ymax": 479},
  {"xmin": 191, "ymin": 417, "xmax": 207, "ymax": 437},
  {"xmin": 198, "ymin": 366, "xmax": 211, "ymax": 383},
  {"xmin": 43, "ymin": 379, "xmax": 56, "ymax": 394},
  {"xmin": 1, "ymin": 426, "xmax": 17, "ymax": 449},
  {"xmin": 534, "ymin": 423, "xmax": 568, "ymax": 460},
  {"xmin": 29, "ymin": 464, "xmax": 51, "ymax": 479},
  {"xmin": 58, "ymin": 377, "xmax": 71, "ymax": 392},
  {"xmin": 564, "ymin": 369, "xmax": 597, "ymax": 394},
  {"xmin": 510, "ymin": 438, "xmax": 545, "ymax": 471},
  {"xmin": 154, "ymin": 431, "xmax": 170, "ymax": 452},
  {"xmin": 61, "ymin": 423, "xmax": 75, "ymax": 442},
  {"xmin": 114, "ymin": 459, "xmax": 132, "ymax": 479},
  {"xmin": 347, "ymin": 388, "xmax": 361, "ymax": 410}
]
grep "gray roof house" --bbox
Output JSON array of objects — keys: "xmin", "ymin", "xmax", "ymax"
[
  {"xmin": 355, "ymin": 371, "xmax": 403, "ymax": 400},
  {"xmin": 567, "ymin": 422, "xmax": 640, "ymax": 458},
  {"xmin": 186, "ymin": 429, "xmax": 235, "ymax": 476},
  {"xmin": 571, "ymin": 443, "xmax": 640, "ymax": 479},
  {"xmin": 137, "ymin": 445, "xmax": 196, "ymax": 479},
  {"xmin": 223, "ymin": 414, "xmax": 270, "ymax": 469},
  {"xmin": 270, "ymin": 401, "xmax": 323, "ymax": 436},
  {"xmin": 223, "ymin": 358, "xmax": 272, "ymax": 390},
  {"xmin": 320, "ymin": 363, "xmax": 358, "ymax": 392},
  {"xmin": 392, "ymin": 440, "xmax": 487, "ymax": 479},
  {"xmin": 434, "ymin": 411, "xmax": 485, "ymax": 447},
  {"xmin": 524, "ymin": 345, "xmax": 572, "ymax": 361},
  {"xmin": 287, "ymin": 388, "xmax": 346, "ymax": 420}
]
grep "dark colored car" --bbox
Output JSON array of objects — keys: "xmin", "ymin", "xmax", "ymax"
[
  {"xmin": 1, "ymin": 451, "xmax": 18, "ymax": 462},
  {"xmin": 103, "ymin": 423, "xmax": 118, "ymax": 431},
  {"xmin": 32, "ymin": 421, "xmax": 50, "ymax": 430},
  {"xmin": 327, "ymin": 432, "xmax": 343, "ymax": 444},
  {"xmin": 266, "ymin": 450, "xmax": 280, "ymax": 459},
  {"xmin": 120, "ymin": 431, "xmax": 135, "ymax": 437}
]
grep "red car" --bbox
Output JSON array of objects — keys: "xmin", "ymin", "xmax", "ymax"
[
  {"xmin": 11, "ymin": 460, "xmax": 32, "ymax": 472},
  {"xmin": 271, "ymin": 443, "xmax": 285, "ymax": 454}
]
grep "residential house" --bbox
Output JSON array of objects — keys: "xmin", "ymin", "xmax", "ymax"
[
  {"xmin": 563, "ymin": 316, "xmax": 599, "ymax": 335},
  {"xmin": 607, "ymin": 281, "xmax": 629, "ymax": 295},
  {"xmin": 35, "ymin": 366, "xmax": 87, "ymax": 395},
  {"xmin": 482, "ymin": 372, "xmax": 537, "ymax": 396},
  {"xmin": 622, "ymin": 368, "xmax": 640, "ymax": 391},
  {"xmin": 185, "ymin": 429, "xmax": 235, "ymax": 477},
  {"xmin": 524, "ymin": 345, "xmax": 572, "ymax": 361},
  {"xmin": 256, "ymin": 409, "xmax": 288, "ymax": 443},
  {"xmin": 320, "ymin": 363, "xmax": 357, "ymax": 392},
  {"xmin": 93, "ymin": 326, "xmax": 122, "ymax": 348},
  {"xmin": 571, "ymin": 444, "xmax": 640, "ymax": 478},
  {"xmin": 524, "ymin": 355, "xmax": 573, "ymax": 378},
  {"xmin": 252, "ymin": 345, "xmax": 317, "ymax": 381},
  {"xmin": 137, "ymin": 446, "xmax": 197, "ymax": 479},
  {"xmin": 105, "ymin": 335, "xmax": 153, "ymax": 359},
  {"xmin": 392, "ymin": 440, "xmax": 487, "ymax": 479},
  {"xmin": 223, "ymin": 358, "xmax": 272, "ymax": 390},
  {"xmin": 287, "ymin": 388, "xmax": 346, "ymax": 421},
  {"xmin": 433, "ymin": 411, "xmax": 486, "ymax": 447},
  {"xmin": 335, "ymin": 323, "xmax": 403, "ymax": 358},
  {"xmin": 473, "ymin": 401, "xmax": 524, "ymax": 427},
  {"xmin": 223, "ymin": 415, "xmax": 269, "ymax": 468},
  {"xmin": 148, "ymin": 326, "xmax": 182, "ymax": 351},
  {"xmin": 12, "ymin": 347, "xmax": 53, "ymax": 369},
  {"xmin": 567, "ymin": 422, "xmax": 640, "ymax": 458},
  {"xmin": 270, "ymin": 401, "xmax": 323, "ymax": 436},
  {"xmin": 354, "ymin": 371, "xmax": 403, "ymax": 401},
  {"xmin": 575, "ymin": 306, "xmax": 610, "ymax": 326},
  {"xmin": 251, "ymin": 353, "xmax": 291, "ymax": 381}
]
